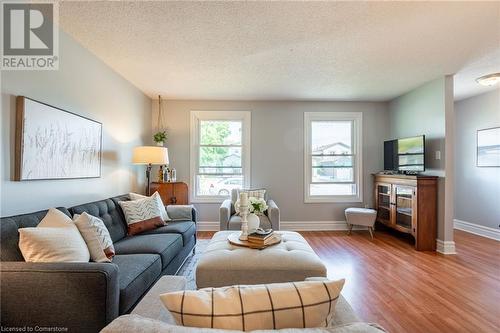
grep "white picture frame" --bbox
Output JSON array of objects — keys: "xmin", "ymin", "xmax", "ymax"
[
  {"xmin": 15, "ymin": 96, "xmax": 102, "ymax": 180},
  {"xmin": 477, "ymin": 127, "xmax": 500, "ymax": 167}
]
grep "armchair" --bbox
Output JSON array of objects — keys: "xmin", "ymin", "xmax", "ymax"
[{"xmin": 219, "ymin": 189, "xmax": 280, "ymax": 231}]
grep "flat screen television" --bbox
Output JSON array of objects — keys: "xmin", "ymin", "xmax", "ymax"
[{"xmin": 384, "ymin": 135, "xmax": 425, "ymax": 173}]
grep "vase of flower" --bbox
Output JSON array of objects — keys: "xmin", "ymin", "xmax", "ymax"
[
  {"xmin": 247, "ymin": 213, "xmax": 260, "ymax": 233},
  {"xmin": 235, "ymin": 196, "xmax": 269, "ymax": 233}
]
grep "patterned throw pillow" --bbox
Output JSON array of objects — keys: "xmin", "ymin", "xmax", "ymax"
[
  {"xmin": 119, "ymin": 196, "xmax": 166, "ymax": 236},
  {"xmin": 238, "ymin": 188, "xmax": 266, "ymax": 201},
  {"xmin": 73, "ymin": 212, "xmax": 115, "ymax": 262},
  {"xmin": 129, "ymin": 191, "xmax": 170, "ymax": 221},
  {"xmin": 160, "ymin": 279, "xmax": 345, "ymax": 331}
]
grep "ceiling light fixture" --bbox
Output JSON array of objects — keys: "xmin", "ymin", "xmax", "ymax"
[{"xmin": 476, "ymin": 73, "xmax": 500, "ymax": 86}]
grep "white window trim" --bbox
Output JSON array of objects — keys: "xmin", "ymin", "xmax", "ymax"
[
  {"xmin": 190, "ymin": 111, "xmax": 251, "ymax": 203},
  {"xmin": 304, "ymin": 112, "xmax": 363, "ymax": 203}
]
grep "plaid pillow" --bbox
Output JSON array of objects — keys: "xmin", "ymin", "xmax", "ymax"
[
  {"xmin": 241, "ymin": 188, "xmax": 266, "ymax": 200},
  {"xmin": 160, "ymin": 279, "xmax": 345, "ymax": 331}
]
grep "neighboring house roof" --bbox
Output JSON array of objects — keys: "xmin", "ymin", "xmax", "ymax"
[{"xmin": 313, "ymin": 142, "xmax": 351, "ymax": 154}]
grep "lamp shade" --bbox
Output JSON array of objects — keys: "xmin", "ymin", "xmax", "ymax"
[{"xmin": 132, "ymin": 146, "xmax": 169, "ymax": 165}]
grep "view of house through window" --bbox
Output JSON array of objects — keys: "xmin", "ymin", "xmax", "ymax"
[
  {"xmin": 311, "ymin": 120, "xmax": 355, "ymax": 196},
  {"xmin": 198, "ymin": 120, "xmax": 243, "ymax": 196},
  {"xmin": 305, "ymin": 112, "xmax": 362, "ymax": 202}
]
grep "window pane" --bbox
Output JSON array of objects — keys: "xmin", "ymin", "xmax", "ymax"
[
  {"xmin": 196, "ymin": 175, "xmax": 243, "ymax": 196},
  {"xmin": 311, "ymin": 121, "xmax": 352, "ymax": 154},
  {"xmin": 310, "ymin": 183, "xmax": 356, "ymax": 196},
  {"xmin": 199, "ymin": 147, "xmax": 241, "ymax": 169},
  {"xmin": 312, "ymin": 155, "xmax": 352, "ymax": 167},
  {"xmin": 200, "ymin": 120, "xmax": 242, "ymax": 145},
  {"xmin": 312, "ymin": 167, "xmax": 353, "ymax": 182}
]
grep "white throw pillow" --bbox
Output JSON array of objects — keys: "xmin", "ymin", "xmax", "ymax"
[
  {"xmin": 129, "ymin": 192, "xmax": 170, "ymax": 221},
  {"xmin": 38, "ymin": 207, "xmax": 75, "ymax": 228},
  {"xmin": 19, "ymin": 209, "xmax": 90, "ymax": 263},
  {"xmin": 160, "ymin": 279, "xmax": 345, "ymax": 331},
  {"xmin": 73, "ymin": 212, "xmax": 115, "ymax": 263}
]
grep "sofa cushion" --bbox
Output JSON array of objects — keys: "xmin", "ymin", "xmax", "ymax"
[
  {"xmin": 114, "ymin": 234, "xmax": 183, "ymax": 269},
  {"xmin": 139, "ymin": 221, "xmax": 196, "ymax": 246},
  {"xmin": 70, "ymin": 198, "xmax": 128, "ymax": 243},
  {"xmin": 112, "ymin": 254, "xmax": 162, "ymax": 314},
  {"xmin": 0, "ymin": 207, "xmax": 71, "ymax": 261}
]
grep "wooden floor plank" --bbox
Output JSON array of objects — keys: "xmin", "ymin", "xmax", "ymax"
[{"xmin": 197, "ymin": 229, "xmax": 500, "ymax": 332}]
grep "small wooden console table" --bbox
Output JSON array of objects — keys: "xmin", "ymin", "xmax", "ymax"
[
  {"xmin": 150, "ymin": 182, "xmax": 189, "ymax": 205},
  {"xmin": 373, "ymin": 173, "xmax": 438, "ymax": 251}
]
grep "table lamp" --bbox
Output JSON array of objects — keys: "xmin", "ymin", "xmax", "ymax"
[{"xmin": 132, "ymin": 146, "xmax": 169, "ymax": 195}]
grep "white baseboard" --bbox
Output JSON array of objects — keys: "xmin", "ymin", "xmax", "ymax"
[
  {"xmin": 280, "ymin": 221, "xmax": 367, "ymax": 231},
  {"xmin": 196, "ymin": 221, "xmax": 219, "ymax": 231},
  {"xmin": 454, "ymin": 219, "xmax": 500, "ymax": 241},
  {"xmin": 196, "ymin": 221, "xmax": 367, "ymax": 232},
  {"xmin": 436, "ymin": 239, "xmax": 456, "ymax": 255}
]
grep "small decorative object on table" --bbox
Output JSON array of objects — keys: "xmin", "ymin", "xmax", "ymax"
[
  {"xmin": 158, "ymin": 165, "xmax": 164, "ymax": 182},
  {"xmin": 239, "ymin": 192, "xmax": 249, "ymax": 240},
  {"xmin": 228, "ymin": 231, "xmax": 281, "ymax": 249},
  {"xmin": 235, "ymin": 196, "xmax": 268, "ymax": 233}
]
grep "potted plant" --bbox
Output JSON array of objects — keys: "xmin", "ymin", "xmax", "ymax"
[{"xmin": 153, "ymin": 131, "xmax": 167, "ymax": 146}]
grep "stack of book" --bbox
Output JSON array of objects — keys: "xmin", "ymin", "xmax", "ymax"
[{"xmin": 247, "ymin": 230, "xmax": 276, "ymax": 246}]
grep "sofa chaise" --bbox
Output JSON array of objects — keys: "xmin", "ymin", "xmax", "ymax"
[{"xmin": 0, "ymin": 194, "xmax": 197, "ymax": 332}]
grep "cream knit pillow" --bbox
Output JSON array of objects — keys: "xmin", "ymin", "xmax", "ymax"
[
  {"xmin": 19, "ymin": 208, "xmax": 90, "ymax": 262},
  {"xmin": 73, "ymin": 212, "xmax": 115, "ymax": 262},
  {"xmin": 160, "ymin": 279, "xmax": 345, "ymax": 331}
]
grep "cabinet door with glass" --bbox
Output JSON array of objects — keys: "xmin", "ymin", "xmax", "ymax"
[
  {"xmin": 393, "ymin": 185, "xmax": 417, "ymax": 235},
  {"xmin": 375, "ymin": 182, "xmax": 392, "ymax": 225}
]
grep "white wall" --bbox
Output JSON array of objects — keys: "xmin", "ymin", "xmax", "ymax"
[
  {"xmin": 0, "ymin": 31, "xmax": 152, "ymax": 216},
  {"xmin": 454, "ymin": 89, "xmax": 500, "ymax": 230},
  {"xmin": 153, "ymin": 100, "xmax": 389, "ymax": 222},
  {"xmin": 388, "ymin": 76, "xmax": 455, "ymax": 244}
]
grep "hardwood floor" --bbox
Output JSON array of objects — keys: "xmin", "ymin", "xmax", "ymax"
[{"xmin": 197, "ymin": 229, "xmax": 500, "ymax": 333}]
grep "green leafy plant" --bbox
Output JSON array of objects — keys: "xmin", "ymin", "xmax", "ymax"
[{"xmin": 153, "ymin": 131, "xmax": 167, "ymax": 143}]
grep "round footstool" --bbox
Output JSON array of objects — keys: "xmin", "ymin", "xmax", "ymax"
[{"xmin": 345, "ymin": 208, "xmax": 377, "ymax": 239}]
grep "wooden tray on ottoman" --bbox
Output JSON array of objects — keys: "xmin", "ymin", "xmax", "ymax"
[{"xmin": 227, "ymin": 232, "xmax": 281, "ymax": 249}]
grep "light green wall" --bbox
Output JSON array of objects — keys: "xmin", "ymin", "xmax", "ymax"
[
  {"xmin": 388, "ymin": 76, "xmax": 455, "ymax": 244},
  {"xmin": 1, "ymin": 31, "xmax": 152, "ymax": 216}
]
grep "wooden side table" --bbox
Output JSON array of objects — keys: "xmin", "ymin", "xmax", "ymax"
[{"xmin": 150, "ymin": 182, "xmax": 189, "ymax": 205}]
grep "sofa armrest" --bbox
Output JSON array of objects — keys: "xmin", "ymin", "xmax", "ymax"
[
  {"xmin": 219, "ymin": 199, "xmax": 232, "ymax": 231},
  {"xmin": 1, "ymin": 261, "xmax": 119, "ymax": 332},
  {"xmin": 265, "ymin": 199, "xmax": 280, "ymax": 230},
  {"xmin": 166, "ymin": 205, "xmax": 197, "ymax": 223}
]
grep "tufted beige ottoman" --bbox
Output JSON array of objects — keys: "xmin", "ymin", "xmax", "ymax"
[{"xmin": 195, "ymin": 231, "xmax": 327, "ymax": 289}]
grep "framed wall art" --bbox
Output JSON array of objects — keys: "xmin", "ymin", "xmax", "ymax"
[
  {"xmin": 15, "ymin": 96, "xmax": 102, "ymax": 180},
  {"xmin": 477, "ymin": 126, "xmax": 500, "ymax": 167}
]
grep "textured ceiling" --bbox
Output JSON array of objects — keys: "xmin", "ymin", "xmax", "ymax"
[{"xmin": 59, "ymin": 1, "xmax": 500, "ymax": 101}]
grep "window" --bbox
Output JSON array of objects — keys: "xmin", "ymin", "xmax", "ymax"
[
  {"xmin": 304, "ymin": 112, "xmax": 362, "ymax": 203},
  {"xmin": 190, "ymin": 111, "xmax": 251, "ymax": 202}
]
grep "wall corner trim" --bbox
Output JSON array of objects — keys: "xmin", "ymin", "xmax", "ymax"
[
  {"xmin": 454, "ymin": 219, "xmax": 500, "ymax": 241},
  {"xmin": 436, "ymin": 239, "xmax": 456, "ymax": 255}
]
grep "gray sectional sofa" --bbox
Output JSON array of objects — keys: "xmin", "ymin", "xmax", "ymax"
[{"xmin": 0, "ymin": 194, "xmax": 197, "ymax": 332}]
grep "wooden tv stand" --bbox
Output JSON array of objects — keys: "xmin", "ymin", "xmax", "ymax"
[{"xmin": 373, "ymin": 173, "xmax": 437, "ymax": 251}]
